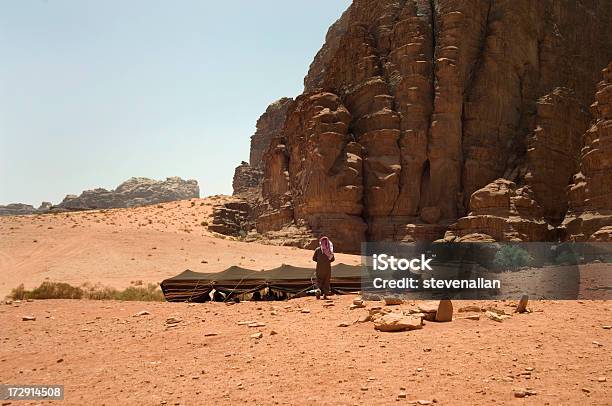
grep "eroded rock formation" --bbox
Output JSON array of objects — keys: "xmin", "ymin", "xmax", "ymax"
[
  {"xmin": 232, "ymin": 98, "xmax": 293, "ymax": 196},
  {"xmin": 443, "ymin": 178, "xmax": 552, "ymax": 242},
  {"xmin": 56, "ymin": 177, "xmax": 199, "ymax": 210},
  {"xmin": 236, "ymin": 0, "xmax": 612, "ymax": 251},
  {"xmin": 208, "ymin": 200, "xmax": 252, "ymax": 237},
  {"xmin": 564, "ymin": 62, "xmax": 612, "ymax": 242}
]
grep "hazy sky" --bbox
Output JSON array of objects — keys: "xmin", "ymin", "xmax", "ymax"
[{"xmin": 0, "ymin": 0, "xmax": 351, "ymax": 206}]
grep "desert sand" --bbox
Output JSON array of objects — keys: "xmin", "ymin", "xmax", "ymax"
[
  {"xmin": 1, "ymin": 297, "xmax": 610, "ymax": 405},
  {"xmin": 0, "ymin": 197, "xmax": 360, "ymax": 298},
  {"xmin": 0, "ymin": 199, "xmax": 611, "ymax": 405}
]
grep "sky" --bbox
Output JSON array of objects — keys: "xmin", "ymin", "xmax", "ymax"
[{"xmin": 0, "ymin": 0, "xmax": 351, "ymax": 206}]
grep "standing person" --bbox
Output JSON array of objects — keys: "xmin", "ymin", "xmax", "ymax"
[{"xmin": 313, "ymin": 236, "xmax": 335, "ymax": 300}]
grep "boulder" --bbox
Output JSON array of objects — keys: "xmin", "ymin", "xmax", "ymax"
[
  {"xmin": 444, "ymin": 179, "xmax": 552, "ymax": 242},
  {"xmin": 373, "ymin": 313, "xmax": 423, "ymax": 332},
  {"xmin": 435, "ymin": 300, "xmax": 453, "ymax": 322}
]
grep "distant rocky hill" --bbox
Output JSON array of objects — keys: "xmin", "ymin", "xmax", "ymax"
[
  {"xmin": 0, "ymin": 177, "xmax": 199, "ymax": 216},
  {"xmin": 56, "ymin": 177, "xmax": 199, "ymax": 210},
  {"xmin": 0, "ymin": 202, "xmax": 51, "ymax": 216},
  {"xmin": 230, "ymin": 0, "xmax": 612, "ymax": 252}
]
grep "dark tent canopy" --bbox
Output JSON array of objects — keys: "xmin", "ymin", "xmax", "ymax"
[{"xmin": 160, "ymin": 263, "xmax": 363, "ymax": 302}]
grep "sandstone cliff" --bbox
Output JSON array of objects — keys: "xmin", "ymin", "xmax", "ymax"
[
  {"xmin": 56, "ymin": 177, "xmax": 199, "ymax": 210},
  {"xmin": 232, "ymin": 98, "xmax": 293, "ymax": 196},
  {"xmin": 234, "ymin": 0, "xmax": 612, "ymax": 252},
  {"xmin": 564, "ymin": 62, "xmax": 612, "ymax": 242}
]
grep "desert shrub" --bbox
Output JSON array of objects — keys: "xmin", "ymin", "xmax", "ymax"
[
  {"xmin": 10, "ymin": 281, "xmax": 84, "ymax": 299},
  {"xmin": 81, "ymin": 282, "xmax": 118, "ymax": 300},
  {"xmin": 554, "ymin": 250, "xmax": 579, "ymax": 265},
  {"xmin": 9, "ymin": 284, "xmax": 26, "ymax": 300},
  {"xmin": 112, "ymin": 284, "xmax": 164, "ymax": 301},
  {"xmin": 9, "ymin": 282, "xmax": 164, "ymax": 301},
  {"xmin": 493, "ymin": 245, "xmax": 533, "ymax": 270}
]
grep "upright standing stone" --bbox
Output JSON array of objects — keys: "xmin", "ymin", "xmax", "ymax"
[
  {"xmin": 516, "ymin": 295, "xmax": 529, "ymax": 313},
  {"xmin": 435, "ymin": 300, "xmax": 453, "ymax": 322}
]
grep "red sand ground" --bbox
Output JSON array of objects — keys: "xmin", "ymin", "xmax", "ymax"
[
  {"xmin": 0, "ymin": 198, "xmax": 610, "ymax": 405},
  {"xmin": 0, "ymin": 297, "xmax": 610, "ymax": 405},
  {"xmin": 0, "ymin": 197, "xmax": 360, "ymax": 298}
]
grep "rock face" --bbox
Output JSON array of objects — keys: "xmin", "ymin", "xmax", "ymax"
[
  {"xmin": 232, "ymin": 161, "xmax": 263, "ymax": 196},
  {"xmin": 238, "ymin": 0, "xmax": 612, "ymax": 252},
  {"xmin": 208, "ymin": 199, "xmax": 252, "ymax": 237},
  {"xmin": 444, "ymin": 179, "xmax": 552, "ymax": 242},
  {"xmin": 250, "ymin": 98, "xmax": 294, "ymax": 168},
  {"xmin": 232, "ymin": 98, "xmax": 293, "ymax": 196},
  {"xmin": 56, "ymin": 177, "xmax": 199, "ymax": 210},
  {"xmin": 564, "ymin": 62, "xmax": 612, "ymax": 241}
]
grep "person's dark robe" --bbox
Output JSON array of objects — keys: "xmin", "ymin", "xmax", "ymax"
[{"xmin": 313, "ymin": 247, "xmax": 334, "ymax": 295}]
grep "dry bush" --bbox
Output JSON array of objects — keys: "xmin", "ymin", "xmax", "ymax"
[
  {"xmin": 9, "ymin": 282, "xmax": 164, "ymax": 302},
  {"xmin": 10, "ymin": 282, "xmax": 84, "ymax": 300}
]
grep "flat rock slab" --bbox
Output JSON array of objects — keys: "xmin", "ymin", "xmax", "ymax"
[{"xmin": 374, "ymin": 313, "xmax": 423, "ymax": 332}]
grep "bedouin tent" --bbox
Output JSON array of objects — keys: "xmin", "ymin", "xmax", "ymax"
[{"xmin": 160, "ymin": 263, "xmax": 363, "ymax": 302}]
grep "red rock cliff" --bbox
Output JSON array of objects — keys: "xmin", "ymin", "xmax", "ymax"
[{"xmin": 239, "ymin": 0, "xmax": 612, "ymax": 252}]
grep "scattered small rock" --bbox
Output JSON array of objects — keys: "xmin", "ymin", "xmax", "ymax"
[
  {"xmin": 165, "ymin": 317, "xmax": 182, "ymax": 325},
  {"xmin": 250, "ymin": 332, "xmax": 263, "ymax": 339},
  {"xmin": 458, "ymin": 305, "xmax": 481, "ymax": 313},
  {"xmin": 337, "ymin": 322, "xmax": 350, "ymax": 327},
  {"xmin": 383, "ymin": 296, "xmax": 403, "ymax": 306},
  {"xmin": 485, "ymin": 311, "xmax": 510, "ymax": 322},
  {"xmin": 417, "ymin": 302, "xmax": 438, "ymax": 321},
  {"xmin": 22, "ymin": 315, "xmax": 36, "ymax": 321},
  {"xmin": 270, "ymin": 330, "xmax": 278, "ymax": 336},
  {"xmin": 352, "ymin": 298, "xmax": 366, "ymax": 308},
  {"xmin": 597, "ymin": 376, "xmax": 606, "ymax": 382},
  {"xmin": 397, "ymin": 391, "xmax": 407, "ymax": 399},
  {"xmin": 133, "ymin": 310, "xmax": 150, "ymax": 317},
  {"xmin": 355, "ymin": 313, "xmax": 371, "ymax": 323},
  {"xmin": 514, "ymin": 390, "xmax": 526, "ymax": 398},
  {"xmin": 602, "ymin": 325, "xmax": 611, "ymax": 330},
  {"xmin": 300, "ymin": 309, "xmax": 311, "ymax": 314}
]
